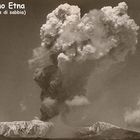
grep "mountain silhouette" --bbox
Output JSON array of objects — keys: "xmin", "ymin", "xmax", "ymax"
[{"xmin": 0, "ymin": 121, "xmax": 140, "ymax": 140}]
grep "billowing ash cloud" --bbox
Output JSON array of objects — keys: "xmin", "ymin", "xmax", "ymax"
[
  {"xmin": 29, "ymin": 2, "xmax": 139, "ymax": 122},
  {"xmin": 124, "ymin": 99, "xmax": 140, "ymax": 129}
]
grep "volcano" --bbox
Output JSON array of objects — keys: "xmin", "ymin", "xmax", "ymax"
[
  {"xmin": 76, "ymin": 121, "xmax": 140, "ymax": 139},
  {"xmin": 1, "ymin": 2, "xmax": 139, "ymax": 140},
  {"xmin": 0, "ymin": 121, "xmax": 140, "ymax": 140}
]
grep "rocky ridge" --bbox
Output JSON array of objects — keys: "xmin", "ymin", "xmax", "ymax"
[
  {"xmin": 0, "ymin": 120, "xmax": 53, "ymax": 138},
  {"xmin": 76, "ymin": 121, "xmax": 140, "ymax": 139},
  {"xmin": 0, "ymin": 120, "xmax": 140, "ymax": 139}
]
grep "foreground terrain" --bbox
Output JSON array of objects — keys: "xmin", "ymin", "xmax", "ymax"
[{"xmin": 0, "ymin": 121, "xmax": 140, "ymax": 139}]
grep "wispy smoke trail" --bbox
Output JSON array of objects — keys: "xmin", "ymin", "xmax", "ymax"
[
  {"xmin": 124, "ymin": 98, "xmax": 140, "ymax": 129},
  {"xmin": 29, "ymin": 2, "xmax": 139, "ymax": 123},
  {"xmin": 65, "ymin": 95, "xmax": 89, "ymax": 106}
]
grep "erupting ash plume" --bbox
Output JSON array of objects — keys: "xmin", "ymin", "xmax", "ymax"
[{"xmin": 29, "ymin": 2, "xmax": 139, "ymax": 123}]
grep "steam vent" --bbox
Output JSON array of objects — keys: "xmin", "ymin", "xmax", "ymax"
[{"xmin": 0, "ymin": 2, "xmax": 139, "ymax": 140}]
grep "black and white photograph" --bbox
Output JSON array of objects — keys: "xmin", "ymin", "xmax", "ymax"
[{"xmin": 0, "ymin": 0, "xmax": 140, "ymax": 139}]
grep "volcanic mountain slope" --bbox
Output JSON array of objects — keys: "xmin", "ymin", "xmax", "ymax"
[
  {"xmin": 0, "ymin": 120, "xmax": 53, "ymax": 138},
  {"xmin": 0, "ymin": 121, "xmax": 140, "ymax": 140},
  {"xmin": 76, "ymin": 121, "xmax": 140, "ymax": 139}
]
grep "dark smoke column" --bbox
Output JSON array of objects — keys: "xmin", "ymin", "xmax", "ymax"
[{"xmin": 29, "ymin": 2, "xmax": 139, "ymax": 121}]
